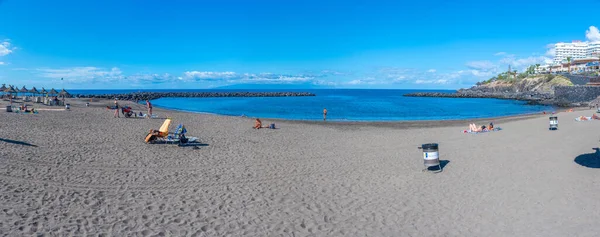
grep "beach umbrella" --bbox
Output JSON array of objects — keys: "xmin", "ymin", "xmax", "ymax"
[
  {"xmin": 59, "ymin": 88, "xmax": 70, "ymax": 99},
  {"xmin": 19, "ymin": 86, "xmax": 27, "ymax": 97},
  {"xmin": 29, "ymin": 87, "xmax": 40, "ymax": 96},
  {"xmin": 48, "ymin": 88, "xmax": 58, "ymax": 96},
  {"xmin": 8, "ymin": 86, "xmax": 17, "ymax": 99},
  {"xmin": 41, "ymin": 87, "xmax": 48, "ymax": 95}
]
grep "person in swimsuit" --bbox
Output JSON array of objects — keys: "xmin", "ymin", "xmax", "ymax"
[
  {"xmin": 146, "ymin": 100, "xmax": 153, "ymax": 118},
  {"xmin": 113, "ymin": 99, "xmax": 120, "ymax": 118},
  {"xmin": 253, "ymin": 119, "xmax": 271, "ymax": 129},
  {"xmin": 323, "ymin": 108, "xmax": 328, "ymax": 121},
  {"xmin": 253, "ymin": 119, "xmax": 263, "ymax": 129}
]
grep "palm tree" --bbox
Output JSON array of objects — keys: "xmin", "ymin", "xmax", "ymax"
[{"xmin": 566, "ymin": 56, "xmax": 572, "ymax": 74}]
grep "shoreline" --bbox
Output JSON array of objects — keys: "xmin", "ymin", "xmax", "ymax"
[{"xmin": 75, "ymin": 98, "xmax": 570, "ymax": 129}]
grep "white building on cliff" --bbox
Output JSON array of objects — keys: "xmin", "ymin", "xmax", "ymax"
[{"xmin": 553, "ymin": 41, "xmax": 600, "ymax": 64}]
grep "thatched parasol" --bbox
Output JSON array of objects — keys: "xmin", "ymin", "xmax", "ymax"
[
  {"xmin": 48, "ymin": 88, "xmax": 58, "ymax": 96},
  {"xmin": 29, "ymin": 87, "xmax": 40, "ymax": 96},
  {"xmin": 0, "ymin": 84, "xmax": 5, "ymax": 96},
  {"xmin": 7, "ymin": 86, "xmax": 17, "ymax": 98},
  {"xmin": 19, "ymin": 86, "xmax": 28, "ymax": 97},
  {"xmin": 59, "ymin": 88, "xmax": 70, "ymax": 99},
  {"xmin": 41, "ymin": 87, "xmax": 48, "ymax": 95}
]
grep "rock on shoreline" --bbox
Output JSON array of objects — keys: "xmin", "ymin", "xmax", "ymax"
[
  {"xmin": 404, "ymin": 91, "xmax": 553, "ymax": 102},
  {"xmin": 73, "ymin": 92, "xmax": 316, "ymax": 101}
]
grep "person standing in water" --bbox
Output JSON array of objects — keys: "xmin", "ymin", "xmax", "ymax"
[
  {"xmin": 323, "ymin": 108, "xmax": 328, "ymax": 121},
  {"xmin": 146, "ymin": 100, "xmax": 153, "ymax": 118}
]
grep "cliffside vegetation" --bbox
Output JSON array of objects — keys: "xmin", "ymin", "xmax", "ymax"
[{"xmin": 476, "ymin": 64, "xmax": 573, "ymax": 90}]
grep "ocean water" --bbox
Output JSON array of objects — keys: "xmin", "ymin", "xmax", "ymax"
[{"xmin": 68, "ymin": 89, "xmax": 552, "ymax": 121}]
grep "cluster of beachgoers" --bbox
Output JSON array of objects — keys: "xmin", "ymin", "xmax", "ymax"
[{"xmin": 2, "ymin": 94, "xmax": 600, "ymax": 236}]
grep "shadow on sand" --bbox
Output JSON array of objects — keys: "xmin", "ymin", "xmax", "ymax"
[
  {"xmin": 574, "ymin": 148, "xmax": 600, "ymax": 169},
  {"xmin": 425, "ymin": 160, "xmax": 450, "ymax": 172},
  {"xmin": 178, "ymin": 142, "xmax": 209, "ymax": 149},
  {"xmin": 0, "ymin": 138, "xmax": 38, "ymax": 147}
]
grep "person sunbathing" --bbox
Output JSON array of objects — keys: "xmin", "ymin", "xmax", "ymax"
[
  {"xmin": 253, "ymin": 119, "xmax": 270, "ymax": 129},
  {"xmin": 469, "ymin": 123, "xmax": 482, "ymax": 132},
  {"xmin": 488, "ymin": 122, "xmax": 494, "ymax": 130},
  {"xmin": 592, "ymin": 114, "xmax": 600, "ymax": 120},
  {"xmin": 148, "ymin": 128, "xmax": 165, "ymax": 136},
  {"xmin": 579, "ymin": 116, "xmax": 589, "ymax": 121}
]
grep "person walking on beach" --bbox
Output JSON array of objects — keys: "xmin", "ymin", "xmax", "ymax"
[
  {"xmin": 113, "ymin": 99, "xmax": 120, "ymax": 118},
  {"xmin": 323, "ymin": 108, "xmax": 328, "ymax": 121},
  {"xmin": 146, "ymin": 100, "xmax": 152, "ymax": 118}
]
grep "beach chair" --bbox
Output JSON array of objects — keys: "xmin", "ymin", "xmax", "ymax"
[
  {"xmin": 166, "ymin": 124, "xmax": 184, "ymax": 144},
  {"xmin": 166, "ymin": 124, "xmax": 198, "ymax": 145},
  {"xmin": 145, "ymin": 119, "xmax": 171, "ymax": 143}
]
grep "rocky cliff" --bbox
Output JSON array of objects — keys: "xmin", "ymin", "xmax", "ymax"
[{"xmin": 405, "ymin": 75, "xmax": 574, "ymax": 106}]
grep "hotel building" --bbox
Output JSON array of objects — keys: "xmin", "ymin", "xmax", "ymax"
[{"xmin": 553, "ymin": 41, "xmax": 600, "ymax": 64}]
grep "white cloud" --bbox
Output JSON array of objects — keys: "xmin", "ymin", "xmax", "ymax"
[
  {"xmin": 183, "ymin": 71, "xmax": 320, "ymax": 84},
  {"xmin": 499, "ymin": 56, "xmax": 549, "ymax": 69},
  {"xmin": 0, "ymin": 41, "xmax": 14, "ymax": 57},
  {"xmin": 414, "ymin": 79, "xmax": 449, "ymax": 84},
  {"xmin": 545, "ymin": 43, "xmax": 556, "ymax": 57},
  {"xmin": 0, "ymin": 62, "xmax": 5, "ymax": 65},
  {"xmin": 31, "ymin": 67, "xmax": 332, "ymax": 86},
  {"xmin": 494, "ymin": 52, "xmax": 506, "ymax": 56},
  {"xmin": 465, "ymin": 60, "xmax": 497, "ymax": 71},
  {"xmin": 346, "ymin": 77, "xmax": 378, "ymax": 85},
  {"xmin": 586, "ymin": 26, "xmax": 600, "ymax": 42},
  {"xmin": 36, "ymin": 67, "xmax": 124, "ymax": 83},
  {"xmin": 183, "ymin": 71, "xmax": 237, "ymax": 80},
  {"xmin": 127, "ymin": 73, "xmax": 179, "ymax": 84},
  {"xmin": 427, "ymin": 69, "xmax": 436, "ymax": 73}
]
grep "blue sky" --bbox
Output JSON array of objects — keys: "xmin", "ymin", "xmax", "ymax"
[{"xmin": 0, "ymin": 0, "xmax": 599, "ymax": 89}]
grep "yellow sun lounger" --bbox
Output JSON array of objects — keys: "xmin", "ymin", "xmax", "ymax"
[{"xmin": 145, "ymin": 119, "xmax": 172, "ymax": 143}]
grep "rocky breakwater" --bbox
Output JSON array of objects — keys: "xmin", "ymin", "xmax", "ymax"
[
  {"xmin": 404, "ymin": 90, "xmax": 554, "ymax": 104},
  {"xmin": 405, "ymin": 74, "xmax": 574, "ymax": 106},
  {"xmin": 74, "ymin": 91, "xmax": 316, "ymax": 101}
]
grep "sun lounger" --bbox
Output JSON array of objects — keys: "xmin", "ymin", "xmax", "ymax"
[
  {"xmin": 145, "ymin": 119, "xmax": 171, "ymax": 143},
  {"xmin": 166, "ymin": 124, "xmax": 198, "ymax": 144}
]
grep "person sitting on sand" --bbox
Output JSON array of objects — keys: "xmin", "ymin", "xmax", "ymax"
[
  {"xmin": 592, "ymin": 114, "xmax": 600, "ymax": 120},
  {"xmin": 488, "ymin": 122, "xmax": 494, "ymax": 130}
]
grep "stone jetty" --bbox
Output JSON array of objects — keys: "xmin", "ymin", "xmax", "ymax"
[
  {"xmin": 73, "ymin": 91, "xmax": 315, "ymax": 101},
  {"xmin": 404, "ymin": 91, "xmax": 554, "ymax": 102}
]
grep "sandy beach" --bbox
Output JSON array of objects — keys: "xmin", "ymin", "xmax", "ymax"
[{"xmin": 1, "ymin": 98, "xmax": 600, "ymax": 236}]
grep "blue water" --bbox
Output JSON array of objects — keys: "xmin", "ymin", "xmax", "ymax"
[{"xmin": 68, "ymin": 89, "xmax": 552, "ymax": 121}]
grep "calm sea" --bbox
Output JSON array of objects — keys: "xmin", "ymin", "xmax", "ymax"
[{"xmin": 69, "ymin": 89, "xmax": 551, "ymax": 121}]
